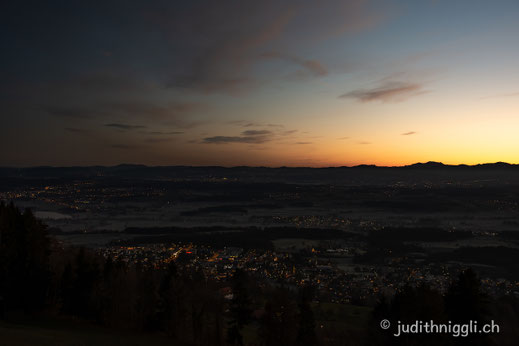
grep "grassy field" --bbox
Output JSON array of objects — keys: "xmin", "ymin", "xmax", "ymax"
[
  {"xmin": 313, "ymin": 303, "xmax": 372, "ymax": 329},
  {"xmin": 0, "ymin": 304, "xmax": 371, "ymax": 345},
  {"xmin": 0, "ymin": 318, "xmax": 178, "ymax": 346},
  {"xmin": 239, "ymin": 302, "xmax": 371, "ymax": 344}
]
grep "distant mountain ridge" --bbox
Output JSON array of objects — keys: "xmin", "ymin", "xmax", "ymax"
[
  {"xmin": 403, "ymin": 161, "xmax": 515, "ymax": 169},
  {"xmin": 0, "ymin": 161, "xmax": 518, "ymax": 179}
]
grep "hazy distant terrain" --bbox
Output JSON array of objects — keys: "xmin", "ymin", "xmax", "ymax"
[{"xmin": 2, "ymin": 163, "xmax": 519, "ymax": 283}]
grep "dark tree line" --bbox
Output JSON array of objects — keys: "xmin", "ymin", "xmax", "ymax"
[
  {"xmin": 369, "ymin": 269, "xmax": 519, "ymax": 346},
  {"xmin": 0, "ymin": 202, "xmax": 50, "ymax": 314},
  {"xmin": 0, "ymin": 203, "xmax": 319, "ymax": 345}
]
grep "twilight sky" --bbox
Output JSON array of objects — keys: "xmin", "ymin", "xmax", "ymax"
[{"xmin": 2, "ymin": 0, "xmax": 519, "ymax": 167}]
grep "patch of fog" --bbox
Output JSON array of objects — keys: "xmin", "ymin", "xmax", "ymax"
[{"xmin": 34, "ymin": 211, "xmax": 72, "ymax": 220}]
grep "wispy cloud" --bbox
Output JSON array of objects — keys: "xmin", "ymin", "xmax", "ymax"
[
  {"xmin": 105, "ymin": 123, "xmax": 146, "ymax": 130},
  {"xmin": 104, "ymin": 102, "xmax": 202, "ymax": 128},
  {"xmin": 155, "ymin": 1, "xmax": 380, "ymax": 94},
  {"xmin": 357, "ymin": 141, "xmax": 371, "ymax": 145},
  {"xmin": 143, "ymin": 131, "xmax": 184, "ymax": 135},
  {"xmin": 242, "ymin": 130, "xmax": 272, "ymax": 136},
  {"xmin": 203, "ymin": 135, "xmax": 271, "ymax": 144},
  {"xmin": 203, "ymin": 126, "xmax": 298, "ymax": 144},
  {"xmin": 340, "ymin": 81, "xmax": 427, "ymax": 103},
  {"xmin": 162, "ymin": 4, "xmax": 297, "ymax": 94},
  {"xmin": 44, "ymin": 101, "xmax": 201, "ymax": 128},
  {"xmin": 261, "ymin": 52, "xmax": 328, "ymax": 78},
  {"xmin": 227, "ymin": 120, "xmax": 261, "ymax": 127},
  {"xmin": 144, "ymin": 137, "xmax": 175, "ymax": 143},
  {"xmin": 226, "ymin": 120, "xmax": 285, "ymax": 128},
  {"xmin": 337, "ymin": 136, "xmax": 350, "ymax": 140},
  {"xmin": 401, "ymin": 131, "xmax": 417, "ymax": 136}
]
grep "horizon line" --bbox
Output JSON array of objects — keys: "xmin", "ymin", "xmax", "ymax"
[{"xmin": 1, "ymin": 161, "xmax": 517, "ymax": 170}]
